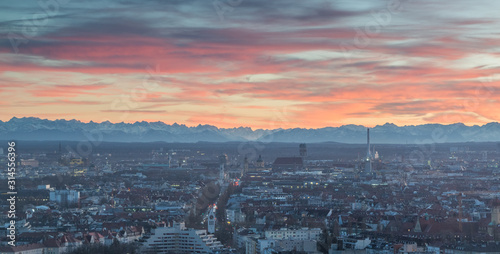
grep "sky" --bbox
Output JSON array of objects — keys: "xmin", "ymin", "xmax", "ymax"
[{"xmin": 1, "ymin": 0, "xmax": 500, "ymax": 129}]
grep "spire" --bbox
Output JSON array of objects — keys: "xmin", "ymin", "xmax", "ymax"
[
  {"xmin": 414, "ymin": 217, "xmax": 422, "ymax": 232},
  {"xmin": 327, "ymin": 209, "xmax": 333, "ymax": 217}
]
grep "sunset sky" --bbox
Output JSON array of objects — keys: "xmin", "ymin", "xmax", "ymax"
[{"xmin": 1, "ymin": 0, "xmax": 500, "ymax": 129}]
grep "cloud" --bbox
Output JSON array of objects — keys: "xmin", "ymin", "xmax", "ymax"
[
  {"xmin": 372, "ymin": 100, "xmax": 447, "ymax": 115},
  {"xmin": 30, "ymin": 83, "xmax": 111, "ymax": 97},
  {"xmin": 39, "ymin": 100, "xmax": 106, "ymax": 105},
  {"xmin": 2, "ymin": 0, "xmax": 500, "ymax": 127},
  {"xmin": 423, "ymin": 112, "xmax": 492, "ymax": 124},
  {"xmin": 101, "ymin": 109, "xmax": 166, "ymax": 114}
]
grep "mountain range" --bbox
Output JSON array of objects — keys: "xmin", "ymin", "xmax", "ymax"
[{"xmin": 1, "ymin": 117, "xmax": 500, "ymax": 144}]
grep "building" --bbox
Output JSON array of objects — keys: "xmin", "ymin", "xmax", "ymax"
[
  {"xmin": 264, "ymin": 227, "xmax": 321, "ymax": 241},
  {"xmin": 488, "ymin": 199, "xmax": 500, "ymax": 238},
  {"xmin": 233, "ymin": 228, "xmax": 259, "ymax": 250},
  {"xmin": 256, "ymin": 155, "xmax": 264, "ymax": 168},
  {"xmin": 154, "ymin": 201, "xmax": 184, "ymax": 211},
  {"xmin": 21, "ymin": 159, "xmax": 39, "ymax": 167},
  {"xmin": 0, "ymin": 243, "xmax": 46, "ymax": 254},
  {"xmin": 227, "ymin": 206, "xmax": 245, "ymax": 224},
  {"xmin": 141, "ymin": 222, "xmax": 223, "ymax": 254},
  {"xmin": 300, "ymin": 143, "xmax": 307, "ymax": 158},
  {"xmin": 341, "ymin": 237, "xmax": 371, "ymax": 250},
  {"xmin": 272, "ymin": 157, "xmax": 303, "ymax": 172},
  {"xmin": 49, "ymin": 190, "xmax": 80, "ymax": 207},
  {"xmin": 245, "ymin": 237, "xmax": 259, "ymax": 254},
  {"xmin": 245, "ymin": 237, "xmax": 320, "ymax": 254},
  {"xmin": 208, "ymin": 206, "xmax": 216, "ymax": 234},
  {"xmin": 0, "ymin": 235, "xmax": 82, "ymax": 254},
  {"xmin": 17, "ymin": 190, "xmax": 50, "ymax": 205},
  {"xmin": 443, "ymin": 243, "xmax": 500, "ymax": 253}
]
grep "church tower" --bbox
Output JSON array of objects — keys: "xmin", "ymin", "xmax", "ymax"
[
  {"xmin": 208, "ymin": 206, "xmax": 216, "ymax": 234},
  {"xmin": 488, "ymin": 199, "xmax": 500, "ymax": 237},
  {"xmin": 256, "ymin": 155, "xmax": 264, "ymax": 168}
]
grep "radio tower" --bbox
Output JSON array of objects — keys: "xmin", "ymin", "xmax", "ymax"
[{"xmin": 365, "ymin": 128, "xmax": 372, "ymax": 172}]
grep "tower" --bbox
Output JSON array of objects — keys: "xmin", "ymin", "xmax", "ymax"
[
  {"xmin": 243, "ymin": 156, "xmax": 249, "ymax": 176},
  {"xmin": 364, "ymin": 128, "xmax": 372, "ymax": 172},
  {"xmin": 218, "ymin": 154, "xmax": 227, "ymax": 184},
  {"xmin": 488, "ymin": 199, "xmax": 500, "ymax": 237},
  {"xmin": 58, "ymin": 142, "xmax": 62, "ymax": 165},
  {"xmin": 458, "ymin": 193, "xmax": 463, "ymax": 233},
  {"xmin": 414, "ymin": 218, "xmax": 422, "ymax": 232},
  {"xmin": 299, "ymin": 143, "xmax": 307, "ymax": 158},
  {"xmin": 325, "ymin": 209, "xmax": 333, "ymax": 228},
  {"xmin": 256, "ymin": 155, "xmax": 264, "ymax": 168},
  {"xmin": 207, "ymin": 206, "xmax": 216, "ymax": 234},
  {"xmin": 491, "ymin": 200, "xmax": 500, "ymax": 225},
  {"xmin": 219, "ymin": 166, "xmax": 225, "ymax": 184}
]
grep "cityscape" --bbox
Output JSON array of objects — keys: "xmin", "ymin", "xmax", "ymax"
[
  {"xmin": 2, "ymin": 0, "xmax": 500, "ymax": 253},
  {"xmin": 2, "ymin": 121, "xmax": 500, "ymax": 253}
]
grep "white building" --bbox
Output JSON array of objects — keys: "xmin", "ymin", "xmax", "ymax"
[
  {"xmin": 141, "ymin": 222, "xmax": 224, "ymax": 254},
  {"xmin": 154, "ymin": 201, "xmax": 183, "ymax": 211},
  {"xmin": 265, "ymin": 227, "xmax": 321, "ymax": 241},
  {"xmin": 233, "ymin": 228, "xmax": 259, "ymax": 250},
  {"xmin": 260, "ymin": 239, "xmax": 320, "ymax": 254},
  {"xmin": 341, "ymin": 237, "xmax": 371, "ymax": 250},
  {"xmin": 208, "ymin": 206, "xmax": 216, "ymax": 234},
  {"xmin": 226, "ymin": 207, "xmax": 246, "ymax": 224}
]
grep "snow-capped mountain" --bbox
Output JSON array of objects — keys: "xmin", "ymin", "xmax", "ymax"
[{"xmin": 0, "ymin": 117, "xmax": 499, "ymax": 143}]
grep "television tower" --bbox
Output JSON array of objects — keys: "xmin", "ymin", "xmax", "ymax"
[{"xmin": 365, "ymin": 128, "xmax": 372, "ymax": 172}]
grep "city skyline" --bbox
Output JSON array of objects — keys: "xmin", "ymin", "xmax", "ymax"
[{"xmin": 1, "ymin": 0, "xmax": 500, "ymax": 128}]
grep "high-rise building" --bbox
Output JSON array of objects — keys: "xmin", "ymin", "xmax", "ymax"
[
  {"xmin": 141, "ymin": 222, "xmax": 223, "ymax": 254},
  {"xmin": 49, "ymin": 190, "xmax": 80, "ymax": 207}
]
